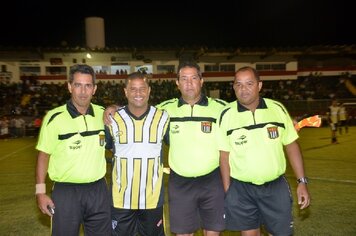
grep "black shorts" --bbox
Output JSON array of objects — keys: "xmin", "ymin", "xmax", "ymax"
[
  {"xmin": 168, "ymin": 168, "xmax": 225, "ymax": 234},
  {"xmin": 51, "ymin": 178, "xmax": 111, "ymax": 236},
  {"xmin": 111, "ymin": 206, "xmax": 165, "ymax": 236},
  {"xmin": 225, "ymin": 175, "xmax": 293, "ymax": 235}
]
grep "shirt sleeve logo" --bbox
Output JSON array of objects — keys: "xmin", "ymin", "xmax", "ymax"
[
  {"xmin": 99, "ymin": 133, "xmax": 105, "ymax": 146},
  {"xmin": 99, "ymin": 132, "xmax": 105, "ymax": 146},
  {"xmin": 201, "ymin": 121, "xmax": 212, "ymax": 133},
  {"xmin": 267, "ymin": 126, "xmax": 279, "ymax": 139}
]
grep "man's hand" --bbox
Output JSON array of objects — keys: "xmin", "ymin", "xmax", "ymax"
[
  {"xmin": 297, "ymin": 184, "xmax": 311, "ymax": 210},
  {"xmin": 104, "ymin": 105, "xmax": 119, "ymax": 125},
  {"xmin": 36, "ymin": 194, "xmax": 55, "ymax": 217}
]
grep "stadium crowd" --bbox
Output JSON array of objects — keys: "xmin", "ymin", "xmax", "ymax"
[{"xmin": 0, "ymin": 74, "xmax": 355, "ymax": 139}]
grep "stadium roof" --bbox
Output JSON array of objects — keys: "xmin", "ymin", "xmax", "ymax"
[{"xmin": 1, "ymin": 44, "xmax": 355, "ymax": 63}]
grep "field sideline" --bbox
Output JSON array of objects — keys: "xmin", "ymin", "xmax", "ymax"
[{"xmin": 1, "ymin": 127, "xmax": 356, "ymax": 235}]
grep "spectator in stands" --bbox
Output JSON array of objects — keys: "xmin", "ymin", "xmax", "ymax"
[
  {"xmin": 14, "ymin": 115, "xmax": 25, "ymax": 137},
  {"xmin": 0, "ymin": 116, "xmax": 10, "ymax": 139},
  {"xmin": 35, "ymin": 64, "xmax": 111, "ymax": 235},
  {"xmin": 8, "ymin": 116, "xmax": 16, "ymax": 138},
  {"xmin": 33, "ymin": 116, "xmax": 42, "ymax": 136},
  {"xmin": 106, "ymin": 72, "xmax": 169, "ymax": 236},
  {"xmin": 327, "ymin": 99, "xmax": 340, "ymax": 144},
  {"xmin": 219, "ymin": 66, "xmax": 310, "ymax": 236}
]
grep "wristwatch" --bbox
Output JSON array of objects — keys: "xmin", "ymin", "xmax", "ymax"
[{"xmin": 297, "ymin": 177, "xmax": 309, "ymax": 184}]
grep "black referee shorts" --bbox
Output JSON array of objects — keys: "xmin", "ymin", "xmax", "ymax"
[
  {"xmin": 111, "ymin": 206, "xmax": 165, "ymax": 236},
  {"xmin": 168, "ymin": 168, "xmax": 225, "ymax": 234},
  {"xmin": 225, "ymin": 175, "xmax": 293, "ymax": 235},
  {"xmin": 51, "ymin": 178, "xmax": 111, "ymax": 236}
]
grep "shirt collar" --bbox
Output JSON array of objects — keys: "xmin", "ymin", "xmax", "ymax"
[
  {"xmin": 66, "ymin": 99, "xmax": 95, "ymax": 118},
  {"xmin": 124, "ymin": 106, "xmax": 150, "ymax": 120},
  {"xmin": 236, "ymin": 97, "xmax": 267, "ymax": 112},
  {"xmin": 178, "ymin": 94, "xmax": 208, "ymax": 107}
]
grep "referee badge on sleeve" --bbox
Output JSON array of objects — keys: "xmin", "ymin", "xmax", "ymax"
[
  {"xmin": 99, "ymin": 132, "xmax": 105, "ymax": 146},
  {"xmin": 267, "ymin": 126, "xmax": 279, "ymax": 139},
  {"xmin": 201, "ymin": 121, "xmax": 212, "ymax": 133}
]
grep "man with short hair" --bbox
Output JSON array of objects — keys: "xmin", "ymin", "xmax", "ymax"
[
  {"xmin": 35, "ymin": 64, "xmax": 111, "ymax": 235},
  {"xmin": 106, "ymin": 72, "xmax": 169, "ymax": 236},
  {"xmin": 219, "ymin": 66, "xmax": 310, "ymax": 236},
  {"xmin": 327, "ymin": 99, "xmax": 340, "ymax": 144},
  {"xmin": 104, "ymin": 61, "xmax": 227, "ymax": 236},
  {"xmin": 156, "ymin": 61, "xmax": 227, "ymax": 236},
  {"xmin": 338, "ymin": 102, "xmax": 348, "ymax": 135}
]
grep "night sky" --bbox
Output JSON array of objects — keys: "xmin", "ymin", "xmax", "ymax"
[{"xmin": 0, "ymin": 0, "xmax": 354, "ymax": 48}]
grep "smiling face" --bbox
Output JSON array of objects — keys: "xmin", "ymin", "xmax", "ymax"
[
  {"xmin": 68, "ymin": 72, "xmax": 97, "ymax": 114},
  {"xmin": 176, "ymin": 66, "xmax": 203, "ymax": 105},
  {"xmin": 124, "ymin": 76, "xmax": 150, "ymax": 115},
  {"xmin": 233, "ymin": 68, "xmax": 262, "ymax": 111}
]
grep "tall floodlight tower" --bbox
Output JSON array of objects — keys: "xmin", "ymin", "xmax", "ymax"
[{"xmin": 85, "ymin": 17, "xmax": 105, "ymax": 49}]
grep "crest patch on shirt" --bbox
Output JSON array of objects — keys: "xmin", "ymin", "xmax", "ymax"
[
  {"xmin": 267, "ymin": 126, "xmax": 279, "ymax": 139},
  {"xmin": 201, "ymin": 121, "xmax": 212, "ymax": 133}
]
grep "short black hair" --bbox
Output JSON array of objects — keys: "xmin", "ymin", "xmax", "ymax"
[
  {"xmin": 177, "ymin": 61, "xmax": 202, "ymax": 80},
  {"xmin": 125, "ymin": 72, "xmax": 149, "ymax": 87},
  {"xmin": 69, "ymin": 64, "xmax": 96, "ymax": 84}
]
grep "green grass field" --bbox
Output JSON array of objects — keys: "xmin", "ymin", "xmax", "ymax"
[{"xmin": 1, "ymin": 127, "xmax": 356, "ymax": 235}]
